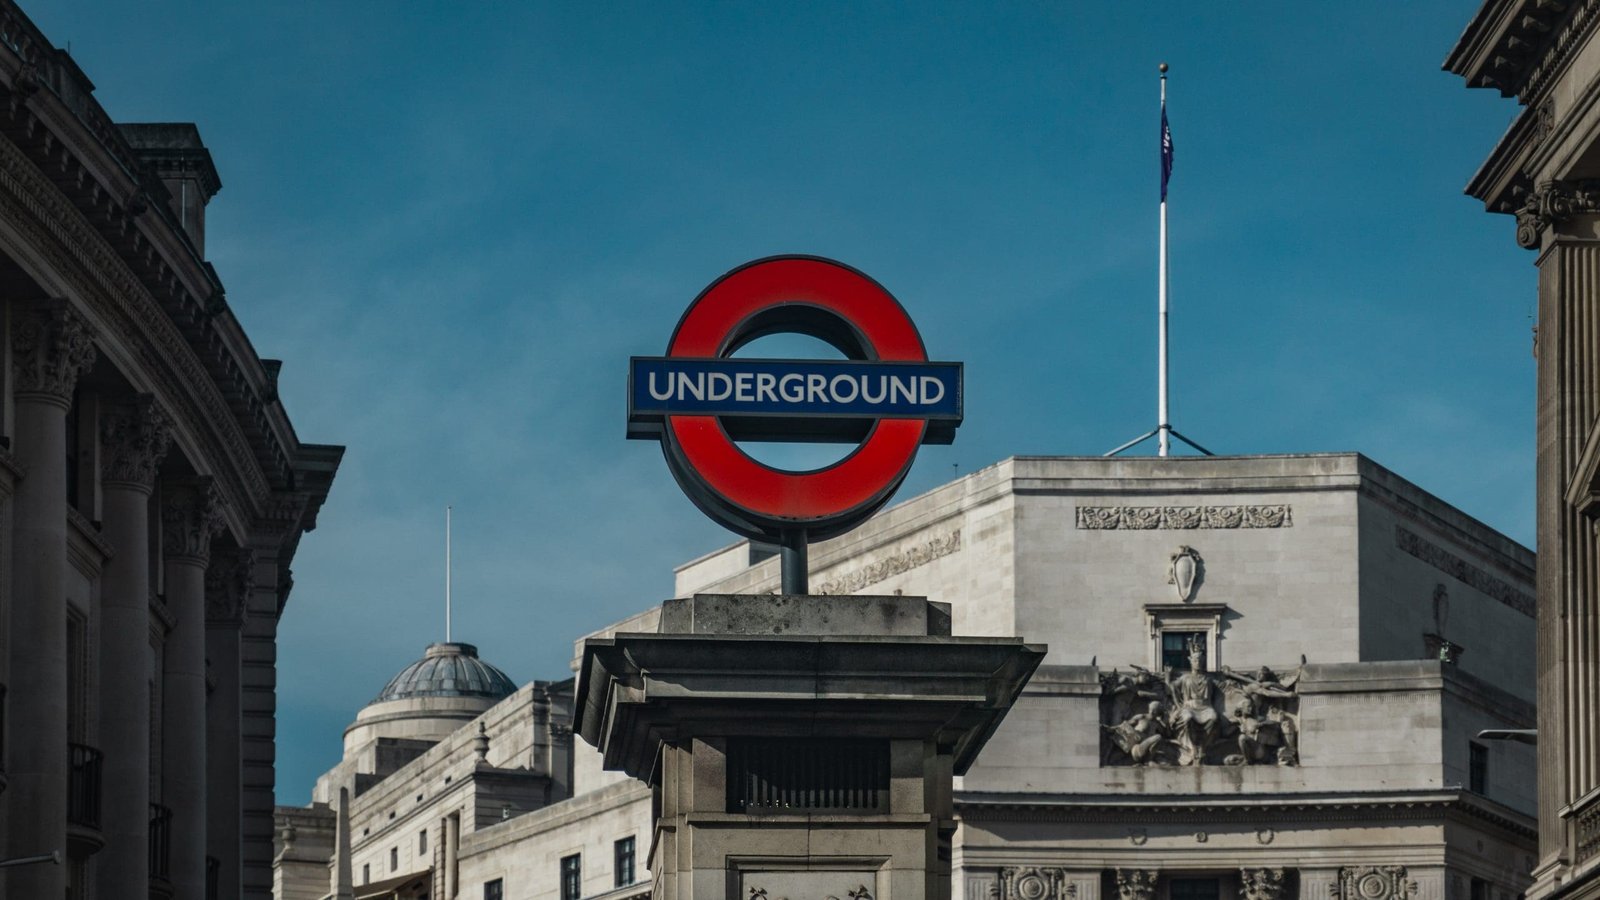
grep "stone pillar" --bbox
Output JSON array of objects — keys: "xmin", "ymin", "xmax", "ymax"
[
  {"xmin": 242, "ymin": 555, "xmax": 288, "ymax": 900},
  {"xmin": 331, "ymin": 787, "xmax": 354, "ymax": 900},
  {"xmin": 444, "ymin": 812, "xmax": 460, "ymax": 898},
  {"xmin": 1529, "ymin": 217, "xmax": 1600, "ymax": 869},
  {"xmin": 96, "ymin": 395, "xmax": 171, "ymax": 897},
  {"xmin": 207, "ymin": 546, "xmax": 253, "ymax": 900},
  {"xmin": 163, "ymin": 477, "xmax": 223, "ymax": 900},
  {"xmin": 3, "ymin": 300, "xmax": 95, "ymax": 900}
]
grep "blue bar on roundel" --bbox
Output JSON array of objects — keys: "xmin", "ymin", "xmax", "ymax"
[{"xmin": 628, "ymin": 357, "xmax": 963, "ymax": 422}]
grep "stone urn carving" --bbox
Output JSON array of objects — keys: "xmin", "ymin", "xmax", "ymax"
[{"xmin": 1169, "ymin": 545, "xmax": 1202, "ymax": 602}]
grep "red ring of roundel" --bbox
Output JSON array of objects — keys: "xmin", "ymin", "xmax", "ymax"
[{"xmin": 663, "ymin": 256, "xmax": 930, "ymax": 531}]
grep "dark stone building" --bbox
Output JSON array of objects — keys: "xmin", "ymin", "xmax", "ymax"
[{"xmin": 0, "ymin": 1, "xmax": 343, "ymax": 897}]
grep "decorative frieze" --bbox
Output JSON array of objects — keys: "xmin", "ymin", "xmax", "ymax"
[
  {"xmin": 1075, "ymin": 505, "xmax": 1291, "ymax": 530},
  {"xmin": 814, "ymin": 529, "xmax": 960, "ymax": 595},
  {"xmin": 1514, "ymin": 179, "xmax": 1600, "ymax": 248},
  {"xmin": 11, "ymin": 299, "xmax": 96, "ymax": 404},
  {"xmin": 162, "ymin": 477, "xmax": 224, "ymax": 565},
  {"xmin": 1101, "ymin": 649, "xmax": 1300, "ymax": 767},
  {"xmin": 1394, "ymin": 526, "xmax": 1534, "ymax": 617},
  {"xmin": 205, "ymin": 545, "xmax": 254, "ymax": 626},
  {"xmin": 999, "ymin": 868, "xmax": 1073, "ymax": 900},
  {"xmin": 1241, "ymin": 869, "xmax": 1287, "ymax": 900},
  {"xmin": 1332, "ymin": 867, "xmax": 1415, "ymax": 900},
  {"xmin": 100, "ymin": 394, "xmax": 171, "ymax": 489},
  {"xmin": 1114, "ymin": 870, "xmax": 1158, "ymax": 900}
]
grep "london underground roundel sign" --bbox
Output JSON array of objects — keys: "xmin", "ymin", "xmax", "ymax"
[{"xmin": 627, "ymin": 255, "xmax": 962, "ymax": 544}]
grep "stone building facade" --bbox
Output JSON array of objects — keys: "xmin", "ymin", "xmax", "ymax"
[
  {"xmin": 1447, "ymin": 3, "xmax": 1600, "ymax": 897},
  {"xmin": 0, "ymin": 2, "xmax": 343, "ymax": 898},
  {"xmin": 277, "ymin": 454, "xmax": 1535, "ymax": 900}
]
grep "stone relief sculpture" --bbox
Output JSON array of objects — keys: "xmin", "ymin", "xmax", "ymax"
[
  {"xmin": 1331, "ymin": 867, "xmax": 1415, "ymax": 900},
  {"xmin": 999, "ymin": 867, "xmax": 1073, "ymax": 900},
  {"xmin": 1114, "ymin": 870, "xmax": 1159, "ymax": 900},
  {"xmin": 1241, "ymin": 868, "xmax": 1288, "ymax": 900},
  {"xmin": 1169, "ymin": 545, "xmax": 1202, "ymax": 602},
  {"xmin": 1101, "ymin": 637, "xmax": 1301, "ymax": 766}
]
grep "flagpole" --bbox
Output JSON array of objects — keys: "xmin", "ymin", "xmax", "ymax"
[
  {"xmin": 1104, "ymin": 60, "xmax": 1213, "ymax": 459},
  {"xmin": 1158, "ymin": 62, "xmax": 1170, "ymax": 457},
  {"xmin": 445, "ymin": 505, "xmax": 452, "ymax": 643}
]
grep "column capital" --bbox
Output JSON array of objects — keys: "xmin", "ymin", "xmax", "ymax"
[
  {"xmin": 205, "ymin": 545, "xmax": 254, "ymax": 627},
  {"xmin": 1516, "ymin": 179, "xmax": 1600, "ymax": 249},
  {"xmin": 162, "ymin": 477, "xmax": 224, "ymax": 566},
  {"xmin": 1240, "ymin": 869, "xmax": 1288, "ymax": 900},
  {"xmin": 10, "ymin": 299, "xmax": 97, "ymax": 406},
  {"xmin": 1113, "ymin": 870, "xmax": 1158, "ymax": 900},
  {"xmin": 101, "ymin": 394, "xmax": 172, "ymax": 491}
]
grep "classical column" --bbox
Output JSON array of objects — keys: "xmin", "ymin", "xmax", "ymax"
[
  {"xmin": 206, "ymin": 545, "xmax": 252, "ymax": 900},
  {"xmin": 163, "ymin": 477, "xmax": 223, "ymax": 900},
  {"xmin": 444, "ymin": 812, "xmax": 460, "ymax": 898},
  {"xmin": 96, "ymin": 395, "xmax": 171, "ymax": 896},
  {"xmin": 3, "ymin": 300, "xmax": 95, "ymax": 900},
  {"xmin": 1521, "ymin": 190, "xmax": 1600, "ymax": 867}
]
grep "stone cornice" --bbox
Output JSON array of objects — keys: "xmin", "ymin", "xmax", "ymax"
[
  {"xmin": 0, "ymin": 1, "xmax": 342, "ymax": 544},
  {"xmin": 954, "ymin": 790, "xmax": 1536, "ymax": 838},
  {"xmin": 1445, "ymin": 0, "xmax": 1594, "ymax": 103}
]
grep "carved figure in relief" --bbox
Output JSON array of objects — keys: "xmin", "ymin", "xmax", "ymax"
[
  {"xmin": 1099, "ymin": 648, "xmax": 1300, "ymax": 767},
  {"xmin": 1166, "ymin": 637, "xmax": 1221, "ymax": 765},
  {"xmin": 1220, "ymin": 666, "xmax": 1300, "ymax": 766},
  {"xmin": 1104, "ymin": 701, "xmax": 1173, "ymax": 765}
]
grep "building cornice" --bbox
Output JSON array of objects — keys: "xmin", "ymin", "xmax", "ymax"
[
  {"xmin": 1446, "ymin": 0, "xmax": 1595, "ymax": 102},
  {"xmin": 0, "ymin": 0, "xmax": 341, "ymax": 553},
  {"xmin": 954, "ymin": 790, "xmax": 1536, "ymax": 839}
]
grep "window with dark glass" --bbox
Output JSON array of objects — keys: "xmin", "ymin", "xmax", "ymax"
[
  {"xmin": 362, "ymin": 864, "xmax": 369, "ymax": 884},
  {"xmin": 484, "ymin": 879, "xmax": 504, "ymax": 900},
  {"xmin": 419, "ymin": 829, "xmax": 428, "ymax": 855},
  {"xmin": 1161, "ymin": 632, "xmax": 1206, "ymax": 671},
  {"xmin": 390, "ymin": 846, "xmax": 398, "ymax": 871},
  {"xmin": 1470, "ymin": 878, "xmax": 1489, "ymax": 900},
  {"xmin": 1169, "ymin": 879, "xmax": 1220, "ymax": 900},
  {"xmin": 560, "ymin": 853, "xmax": 581, "ymax": 900},
  {"xmin": 1470, "ymin": 741, "xmax": 1489, "ymax": 793},
  {"xmin": 615, "ymin": 837, "xmax": 636, "ymax": 887}
]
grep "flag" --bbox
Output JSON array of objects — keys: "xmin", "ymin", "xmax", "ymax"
[{"xmin": 1160, "ymin": 101, "xmax": 1174, "ymax": 202}]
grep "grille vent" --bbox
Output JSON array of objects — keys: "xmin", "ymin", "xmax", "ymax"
[{"xmin": 726, "ymin": 738, "xmax": 889, "ymax": 813}]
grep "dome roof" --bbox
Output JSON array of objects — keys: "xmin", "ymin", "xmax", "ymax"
[{"xmin": 372, "ymin": 642, "xmax": 517, "ymax": 704}]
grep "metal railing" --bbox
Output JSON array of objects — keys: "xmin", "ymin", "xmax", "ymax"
[
  {"xmin": 149, "ymin": 803, "xmax": 172, "ymax": 880},
  {"xmin": 66, "ymin": 743, "xmax": 101, "ymax": 829}
]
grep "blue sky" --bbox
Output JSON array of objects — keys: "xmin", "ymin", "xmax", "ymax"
[{"xmin": 31, "ymin": 1, "xmax": 1532, "ymax": 803}]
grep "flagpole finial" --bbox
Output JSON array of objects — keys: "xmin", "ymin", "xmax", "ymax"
[{"xmin": 1159, "ymin": 62, "xmax": 1168, "ymax": 75}]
